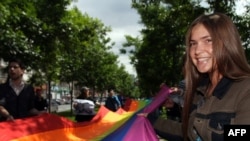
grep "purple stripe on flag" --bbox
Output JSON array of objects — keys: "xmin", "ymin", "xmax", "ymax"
[
  {"xmin": 143, "ymin": 85, "xmax": 171, "ymax": 113},
  {"xmin": 122, "ymin": 116, "xmax": 158, "ymax": 141}
]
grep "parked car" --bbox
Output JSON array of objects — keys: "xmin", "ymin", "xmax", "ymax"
[
  {"xmin": 55, "ymin": 99, "xmax": 66, "ymax": 105},
  {"xmin": 61, "ymin": 95, "xmax": 71, "ymax": 104}
]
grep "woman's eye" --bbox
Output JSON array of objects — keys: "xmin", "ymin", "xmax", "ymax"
[
  {"xmin": 205, "ymin": 39, "xmax": 212, "ymax": 43},
  {"xmin": 189, "ymin": 42, "xmax": 196, "ymax": 47}
]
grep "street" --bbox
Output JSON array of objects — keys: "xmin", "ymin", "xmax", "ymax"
[{"xmin": 58, "ymin": 104, "xmax": 71, "ymax": 112}]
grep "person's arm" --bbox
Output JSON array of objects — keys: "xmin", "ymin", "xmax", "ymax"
[
  {"xmin": 28, "ymin": 86, "xmax": 47, "ymax": 115},
  {"xmin": 153, "ymin": 118, "xmax": 183, "ymax": 140},
  {"xmin": 0, "ymin": 106, "xmax": 14, "ymax": 121},
  {"xmin": 72, "ymin": 100, "xmax": 78, "ymax": 109},
  {"xmin": 169, "ymin": 86, "xmax": 185, "ymax": 107},
  {"xmin": 90, "ymin": 97, "xmax": 101, "ymax": 107},
  {"xmin": 95, "ymin": 101, "xmax": 101, "ymax": 107},
  {"xmin": 44, "ymin": 99, "xmax": 49, "ymax": 110},
  {"xmin": 29, "ymin": 108, "xmax": 47, "ymax": 115},
  {"xmin": 170, "ymin": 87, "xmax": 184, "ymax": 95},
  {"xmin": 114, "ymin": 95, "xmax": 121, "ymax": 107}
]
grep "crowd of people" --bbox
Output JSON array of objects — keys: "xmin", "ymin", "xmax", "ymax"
[
  {"xmin": 0, "ymin": 57, "xmax": 125, "ymax": 123},
  {"xmin": 0, "ymin": 58, "xmax": 125, "ymax": 123},
  {"xmin": 73, "ymin": 86, "xmax": 125, "ymax": 122}
]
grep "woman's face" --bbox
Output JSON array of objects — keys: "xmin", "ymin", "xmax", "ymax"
[{"xmin": 189, "ymin": 24, "xmax": 214, "ymax": 73}]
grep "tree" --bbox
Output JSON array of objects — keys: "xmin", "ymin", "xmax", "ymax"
[
  {"xmin": 0, "ymin": 0, "xmax": 143, "ymax": 101},
  {"xmin": 124, "ymin": 0, "xmax": 250, "ymax": 97},
  {"xmin": 124, "ymin": 0, "xmax": 205, "ymax": 96},
  {"xmin": 0, "ymin": 0, "xmax": 42, "ymax": 68}
]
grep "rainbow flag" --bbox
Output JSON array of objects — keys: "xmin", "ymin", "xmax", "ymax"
[{"xmin": 0, "ymin": 85, "xmax": 171, "ymax": 141}]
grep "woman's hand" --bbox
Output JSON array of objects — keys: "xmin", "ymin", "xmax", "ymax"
[{"xmin": 170, "ymin": 87, "xmax": 179, "ymax": 93}]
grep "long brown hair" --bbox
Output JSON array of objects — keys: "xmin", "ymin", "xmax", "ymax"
[{"xmin": 182, "ymin": 12, "xmax": 250, "ymax": 140}]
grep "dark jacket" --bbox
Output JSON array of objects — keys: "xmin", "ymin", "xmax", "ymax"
[
  {"xmin": 153, "ymin": 77, "xmax": 250, "ymax": 141},
  {"xmin": 0, "ymin": 82, "xmax": 35, "ymax": 120},
  {"xmin": 34, "ymin": 96, "xmax": 48, "ymax": 111},
  {"xmin": 105, "ymin": 96, "xmax": 120, "ymax": 112}
]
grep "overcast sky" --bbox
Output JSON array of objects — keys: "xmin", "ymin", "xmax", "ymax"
[
  {"xmin": 71, "ymin": 0, "xmax": 142, "ymax": 76},
  {"xmin": 71, "ymin": 0, "xmax": 248, "ymax": 76}
]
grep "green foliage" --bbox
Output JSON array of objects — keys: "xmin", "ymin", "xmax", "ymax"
[
  {"xmin": 125, "ymin": 0, "xmax": 201, "ymax": 96},
  {"xmin": 57, "ymin": 110, "xmax": 75, "ymax": 121},
  {"xmin": 0, "ymin": 0, "xmax": 138, "ymax": 98}
]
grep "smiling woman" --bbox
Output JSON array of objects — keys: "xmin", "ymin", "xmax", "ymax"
[{"xmin": 138, "ymin": 12, "xmax": 250, "ymax": 141}]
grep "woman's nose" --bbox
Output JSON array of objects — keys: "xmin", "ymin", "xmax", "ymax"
[{"xmin": 194, "ymin": 42, "xmax": 205, "ymax": 54}]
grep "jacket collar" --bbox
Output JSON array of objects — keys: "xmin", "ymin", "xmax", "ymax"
[{"xmin": 197, "ymin": 77, "xmax": 233, "ymax": 99}]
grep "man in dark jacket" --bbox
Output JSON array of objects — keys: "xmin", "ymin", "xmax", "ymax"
[
  {"xmin": 104, "ymin": 87, "xmax": 121, "ymax": 112},
  {"xmin": 0, "ymin": 58, "xmax": 45, "ymax": 121}
]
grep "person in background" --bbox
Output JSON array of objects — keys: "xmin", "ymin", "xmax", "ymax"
[
  {"xmin": 0, "ymin": 58, "xmax": 45, "ymax": 121},
  {"xmin": 163, "ymin": 97, "xmax": 182, "ymax": 122},
  {"xmin": 140, "ymin": 12, "xmax": 250, "ymax": 141},
  {"xmin": 34, "ymin": 88, "xmax": 48, "ymax": 112},
  {"xmin": 104, "ymin": 87, "xmax": 121, "ymax": 112},
  {"xmin": 73, "ymin": 86, "xmax": 99, "ymax": 122},
  {"xmin": 116, "ymin": 91, "xmax": 126, "ymax": 108}
]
